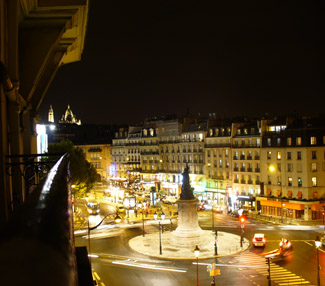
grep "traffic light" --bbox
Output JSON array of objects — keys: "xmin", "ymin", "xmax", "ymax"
[{"xmin": 239, "ymin": 216, "xmax": 246, "ymax": 223}]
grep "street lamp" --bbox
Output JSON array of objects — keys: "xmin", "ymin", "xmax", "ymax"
[
  {"xmin": 194, "ymin": 245, "xmax": 200, "ymax": 286},
  {"xmin": 240, "ymin": 216, "xmax": 245, "ymax": 247},
  {"xmin": 142, "ymin": 209, "xmax": 145, "ymax": 237},
  {"xmin": 315, "ymin": 236, "xmax": 321, "ymax": 286},
  {"xmin": 154, "ymin": 211, "xmax": 165, "ymax": 255},
  {"xmin": 269, "ymin": 164, "xmax": 283, "ymax": 223},
  {"xmin": 88, "ymin": 213, "xmax": 122, "ymax": 268}
]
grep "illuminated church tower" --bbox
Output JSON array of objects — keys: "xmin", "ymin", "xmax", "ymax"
[{"xmin": 48, "ymin": 105, "xmax": 54, "ymax": 123}]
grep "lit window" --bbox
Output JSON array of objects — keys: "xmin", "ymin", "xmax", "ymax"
[
  {"xmin": 287, "ymin": 137, "xmax": 292, "ymax": 146},
  {"xmin": 298, "ymin": 177, "xmax": 302, "ymax": 187},
  {"xmin": 267, "ymin": 151, "xmax": 271, "ymax": 160},
  {"xmin": 244, "ymin": 129, "xmax": 248, "ymax": 135},
  {"xmin": 237, "ymin": 129, "xmax": 241, "ymax": 135},
  {"xmin": 296, "ymin": 137, "xmax": 302, "ymax": 145},
  {"xmin": 277, "ymin": 138, "xmax": 281, "ymax": 146},
  {"xmin": 310, "ymin": 137, "xmax": 317, "ymax": 145},
  {"xmin": 267, "ymin": 138, "xmax": 271, "ymax": 146},
  {"xmin": 288, "ymin": 177, "xmax": 293, "ymax": 186},
  {"xmin": 209, "ymin": 129, "xmax": 213, "ymax": 136},
  {"xmin": 312, "ymin": 163, "xmax": 317, "ymax": 172},
  {"xmin": 312, "ymin": 177, "xmax": 317, "ymax": 187},
  {"xmin": 277, "ymin": 152, "xmax": 282, "ymax": 160}
]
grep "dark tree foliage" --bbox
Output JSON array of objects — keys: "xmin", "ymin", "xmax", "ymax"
[{"xmin": 47, "ymin": 140, "xmax": 97, "ymax": 197}]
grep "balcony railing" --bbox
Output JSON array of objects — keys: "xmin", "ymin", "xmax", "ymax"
[{"xmin": 1, "ymin": 153, "xmax": 90, "ymax": 285}]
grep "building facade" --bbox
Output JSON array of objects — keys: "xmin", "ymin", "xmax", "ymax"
[{"xmin": 110, "ymin": 115, "xmax": 325, "ymax": 221}]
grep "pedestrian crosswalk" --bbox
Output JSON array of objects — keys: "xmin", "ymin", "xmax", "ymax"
[{"xmin": 237, "ymin": 252, "xmax": 314, "ymax": 285}]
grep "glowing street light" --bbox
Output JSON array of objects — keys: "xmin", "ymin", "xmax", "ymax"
[{"xmin": 268, "ymin": 164, "xmax": 283, "ymax": 223}]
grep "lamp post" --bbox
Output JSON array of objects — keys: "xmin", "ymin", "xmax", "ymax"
[
  {"xmin": 212, "ymin": 207, "xmax": 215, "ymax": 232},
  {"xmin": 315, "ymin": 236, "xmax": 321, "ymax": 286},
  {"xmin": 154, "ymin": 211, "xmax": 165, "ymax": 255},
  {"xmin": 269, "ymin": 164, "xmax": 283, "ymax": 223},
  {"xmin": 214, "ymin": 230, "xmax": 218, "ymax": 255},
  {"xmin": 194, "ymin": 245, "xmax": 200, "ymax": 286},
  {"xmin": 88, "ymin": 213, "xmax": 122, "ymax": 269},
  {"xmin": 142, "ymin": 209, "xmax": 145, "ymax": 237},
  {"xmin": 240, "ymin": 216, "xmax": 245, "ymax": 247}
]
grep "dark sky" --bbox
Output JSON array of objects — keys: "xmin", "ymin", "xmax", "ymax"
[{"xmin": 39, "ymin": 1, "xmax": 324, "ymax": 125}]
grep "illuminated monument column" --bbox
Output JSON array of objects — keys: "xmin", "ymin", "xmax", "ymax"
[{"xmin": 169, "ymin": 165, "xmax": 203, "ymax": 248}]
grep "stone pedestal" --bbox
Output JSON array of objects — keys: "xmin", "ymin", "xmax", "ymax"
[{"xmin": 169, "ymin": 199, "xmax": 203, "ymax": 248}]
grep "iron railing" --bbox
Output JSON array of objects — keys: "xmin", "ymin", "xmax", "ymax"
[{"xmin": 0, "ymin": 153, "xmax": 92, "ymax": 286}]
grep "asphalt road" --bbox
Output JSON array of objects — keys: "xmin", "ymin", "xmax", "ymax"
[{"xmin": 74, "ymin": 202, "xmax": 324, "ymax": 286}]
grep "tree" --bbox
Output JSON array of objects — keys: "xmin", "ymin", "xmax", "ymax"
[{"xmin": 47, "ymin": 140, "xmax": 97, "ymax": 197}]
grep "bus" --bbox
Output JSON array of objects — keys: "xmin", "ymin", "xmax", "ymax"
[{"xmin": 86, "ymin": 199, "xmax": 100, "ymax": 215}]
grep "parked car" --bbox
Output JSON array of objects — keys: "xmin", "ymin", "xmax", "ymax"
[{"xmin": 252, "ymin": 233, "xmax": 266, "ymax": 247}]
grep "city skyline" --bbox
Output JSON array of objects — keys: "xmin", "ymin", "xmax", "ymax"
[{"xmin": 39, "ymin": 1, "xmax": 324, "ymax": 125}]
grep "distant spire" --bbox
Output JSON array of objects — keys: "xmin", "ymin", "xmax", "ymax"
[{"xmin": 48, "ymin": 105, "xmax": 54, "ymax": 122}]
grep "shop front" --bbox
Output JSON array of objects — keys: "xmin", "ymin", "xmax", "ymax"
[{"xmin": 259, "ymin": 199, "xmax": 305, "ymax": 219}]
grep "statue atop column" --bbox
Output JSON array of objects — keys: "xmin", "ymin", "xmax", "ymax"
[{"xmin": 180, "ymin": 165, "xmax": 195, "ymax": 200}]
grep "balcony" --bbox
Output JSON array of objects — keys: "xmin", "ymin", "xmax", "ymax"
[
  {"xmin": 1, "ymin": 154, "xmax": 90, "ymax": 285},
  {"xmin": 247, "ymin": 168, "xmax": 253, "ymax": 172}
]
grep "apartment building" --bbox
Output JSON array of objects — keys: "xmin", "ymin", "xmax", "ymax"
[
  {"xmin": 110, "ymin": 115, "xmax": 325, "ymax": 221},
  {"xmin": 111, "ymin": 127, "xmax": 129, "ymax": 179},
  {"xmin": 75, "ymin": 144, "xmax": 112, "ymax": 182},
  {"xmin": 140, "ymin": 120, "xmax": 160, "ymax": 191},
  {"xmin": 258, "ymin": 116, "xmax": 325, "ymax": 221},
  {"xmin": 156, "ymin": 118, "xmax": 183, "ymax": 196},
  {"xmin": 204, "ymin": 121, "xmax": 232, "ymax": 207},
  {"xmin": 180, "ymin": 120, "xmax": 207, "ymax": 194},
  {"xmin": 231, "ymin": 120, "xmax": 262, "ymax": 210}
]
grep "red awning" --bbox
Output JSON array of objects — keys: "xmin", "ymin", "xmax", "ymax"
[
  {"xmin": 287, "ymin": 191, "xmax": 292, "ymax": 197},
  {"xmin": 267, "ymin": 189, "xmax": 271, "ymax": 195},
  {"xmin": 297, "ymin": 191, "xmax": 302, "ymax": 198},
  {"xmin": 314, "ymin": 192, "xmax": 319, "ymax": 198},
  {"xmin": 277, "ymin": 190, "xmax": 282, "ymax": 196}
]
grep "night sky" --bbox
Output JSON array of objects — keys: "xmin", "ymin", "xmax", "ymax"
[{"xmin": 39, "ymin": 1, "xmax": 324, "ymax": 125}]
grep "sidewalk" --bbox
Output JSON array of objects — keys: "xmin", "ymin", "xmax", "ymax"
[{"xmin": 248, "ymin": 211, "xmax": 323, "ymax": 226}]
